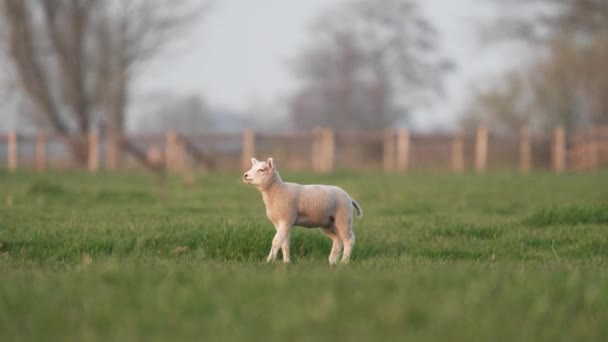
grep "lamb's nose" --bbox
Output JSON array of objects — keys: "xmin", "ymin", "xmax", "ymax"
[{"xmin": 243, "ymin": 173, "xmax": 248, "ymax": 180}]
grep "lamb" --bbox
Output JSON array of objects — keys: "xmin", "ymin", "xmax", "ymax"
[{"xmin": 243, "ymin": 157, "xmax": 363, "ymax": 264}]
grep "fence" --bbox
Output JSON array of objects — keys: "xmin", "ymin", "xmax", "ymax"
[{"xmin": 0, "ymin": 126, "xmax": 607, "ymax": 173}]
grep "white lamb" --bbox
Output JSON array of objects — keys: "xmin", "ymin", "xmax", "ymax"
[{"xmin": 243, "ymin": 157, "xmax": 363, "ymax": 264}]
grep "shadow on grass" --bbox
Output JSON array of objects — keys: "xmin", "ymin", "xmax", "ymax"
[
  {"xmin": 25, "ymin": 178, "xmax": 158, "ymax": 205},
  {"xmin": 525, "ymin": 205, "xmax": 608, "ymax": 227},
  {"xmin": 433, "ymin": 225, "xmax": 502, "ymax": 240},
  {"xmin": 27, "ymin": 179, "xmax": 72, "ymax": 197}
]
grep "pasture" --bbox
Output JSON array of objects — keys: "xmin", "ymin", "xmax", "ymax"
[{"xmin": 1, "ymin": 170, "xmax": 607, "ymax": 341}]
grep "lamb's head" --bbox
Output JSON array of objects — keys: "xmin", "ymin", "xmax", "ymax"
[{"xmin": 243, "ymin": 157, "xmax": 279, "ymax": 188}]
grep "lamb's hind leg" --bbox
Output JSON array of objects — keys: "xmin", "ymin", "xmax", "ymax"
[
  {"xmin": 336, "ymin": 215, "xmax": 355, "ymax": 264},
  {"xmin": 320, "ymin": 226, "xmax": 343, "ymax": 265},
  {"xmin": 281, "ymin": 231, "xmax": 291, "ymax": 263}
]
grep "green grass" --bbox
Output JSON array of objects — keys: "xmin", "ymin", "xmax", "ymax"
[
  {"xmin": 526, "ymin": 205, "xmax": 608, "ymax": 227},
  {"xmin": 1, "ymin": 170, "xmax": 608, "ymax": 341}
]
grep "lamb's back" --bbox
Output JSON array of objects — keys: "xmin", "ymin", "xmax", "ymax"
[{"xmin": 286, "ymin": 182, "xmax": 347, "ymax": 213}]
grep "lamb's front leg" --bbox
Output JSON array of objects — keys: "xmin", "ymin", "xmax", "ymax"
[{"xmin": 267, "ymin": 223, "xmax": 291, "ymax": 263}]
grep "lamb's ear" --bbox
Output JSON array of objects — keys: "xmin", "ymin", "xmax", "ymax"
[
  {"xmin": 267, "ymin": 157, "xmax": 274, "ymax": 170},
  {"xmin": 251, "ymin": 158, "xmax": 259, "ymax": 165}
]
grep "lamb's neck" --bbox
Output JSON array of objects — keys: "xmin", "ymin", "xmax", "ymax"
[{"xmin": 259, "ymin": 174, "xmax": 285, "ymax": 203}]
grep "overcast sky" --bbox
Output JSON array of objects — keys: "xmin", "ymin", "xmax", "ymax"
[{"xmin": 136, "ymin": 0, "xmax": 523, "ymax": 131}]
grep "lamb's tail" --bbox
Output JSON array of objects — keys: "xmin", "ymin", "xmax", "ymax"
[{"xmin": 352, "ymin": 199, "xmax": 364, "ymax": 219}]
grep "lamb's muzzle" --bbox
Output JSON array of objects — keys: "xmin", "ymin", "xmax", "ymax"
[
  {"xmin": 243, "ymin": 172, "xmax": 252, "ymax": 183},
  {"xmin": 243, "ymin": 157, "xmax": 363, "ymax": 264}
]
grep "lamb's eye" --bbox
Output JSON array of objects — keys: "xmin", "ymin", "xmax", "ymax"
[{"xmin": 258, "ymin": 168, "xmax": 266, "ymax": 173}]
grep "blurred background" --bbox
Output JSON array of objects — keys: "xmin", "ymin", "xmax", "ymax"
[{"xmin": 0, "ymin": 0, "xmax": 606, "ymax": 173}]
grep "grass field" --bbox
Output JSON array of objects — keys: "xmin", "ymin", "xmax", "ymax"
[{"xmin": 1, "ymin": 170, "xmax": 608, "ymax": 341}]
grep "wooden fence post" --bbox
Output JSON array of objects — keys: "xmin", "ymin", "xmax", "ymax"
[
  {"xmin": 520, "ymin": 125, "xmax": 531, "ymax": 173},
  {"xmin": 451, "ymin": 131, "xmax": 464, "ymax": 174},
  {"xmin": 7, "ymin": 130, "xmax": 17, "ymax": 172},
  {"xmin": 242, "ymin": 129, "xmax": 255, "ymax": 171},
  {"xmin": 396, "ymin": 129, "xmax": 410, "ymax": 173},
  {"xmin": 312, "ymin": 128, "xmax": 322, "ymax": 172},
  {"xmin": 177, "ymin": 135, "xmax": 188, "ymax": 172},
  {"xmin": 475, "ymin": 125, "xmax": 488, "ymax": 173},
  {"xmin": 105, "ymin": 135, "xmax": 118, "ymax": 171},
  {"xmin": 146, "ymin": 146, "xmax": 164, "ymax": 169},
  {"xmin": 552, "ymin": 126, "xmax": 566, "ymax": 173},
  {"xmin": 36, "ymin": 132, "xmax": 46, "ymax": 172},
  {"xmin": 321, "ymin": 128, "xmax": 335, "ymax": 173},
  {"xmin": 165, "ymin": 130, "xmax": 178, "ymax": 172},
  {"xmin": 88, "ymin": 132, "xmax": 99, "ymax": 173},
  {"xmin": 383, "ymin": 130, "xmax": 396, "ymax": 172},
  {"xmin": 588, "ymin": 138, "xmax": 598, "ymax": 171}
]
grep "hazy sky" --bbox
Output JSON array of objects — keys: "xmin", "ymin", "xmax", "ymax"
[{"xmin": 137, "ymin": 0, "xmax": 521, "ymax": 131}]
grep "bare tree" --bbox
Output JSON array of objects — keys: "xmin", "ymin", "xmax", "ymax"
[
  {"xmin": 135, "ymin": 93, "xmax": 214, "ymax": 134},
  {"xmin": 289, "ymin": 0, "xmax": 451, "ymax": 131},
  {"xmin": 461, "ymin": 73, "xmax": 536, "ymax": 135},
  {"xmin": 0, "ymin": 0, "xmax": 209, "ymax": 164},
  {"xmin": 463, "ymin": 0, "xmax": 608, "ymax": 133},
  {"xmin": 484, "ymin": 0, "xmax": 608, "ymax": 44},
  {"xmin": 463, "ymin": 35, "xmax": 608, "ymax": 133}
]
